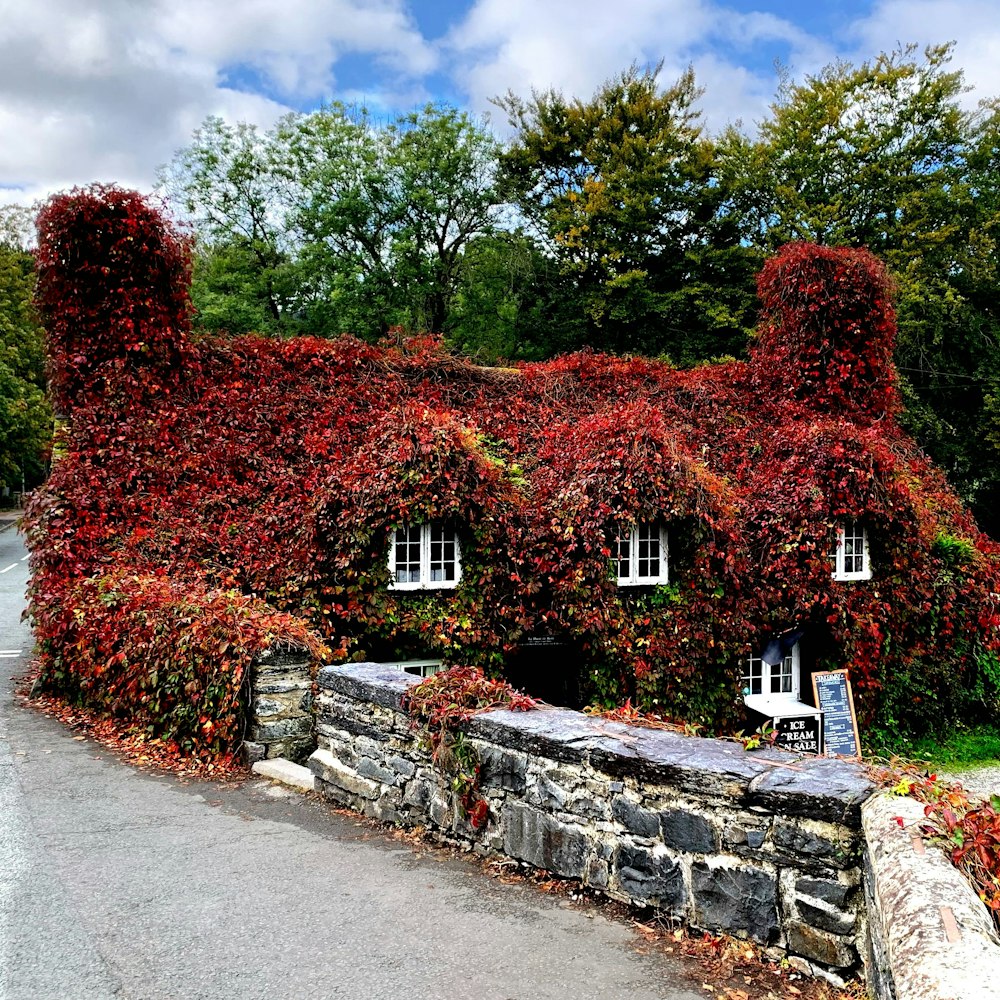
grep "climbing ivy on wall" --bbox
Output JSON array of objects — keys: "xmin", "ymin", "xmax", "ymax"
[{"xmin": 23, "ymin": 186, "xmax": 1000, "ymax": 753}]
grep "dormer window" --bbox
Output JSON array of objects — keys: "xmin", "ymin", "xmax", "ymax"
[
  {"xmin": 615, "ymin": 522, "xmax": 669, "ymax": 586},
  {"xmin": 388, "ymin": 523, "xmax": 461, "ymax": 590},
  {"xmin": 831, "ymin": 520, "xmax": 871, "ymax": 581}
]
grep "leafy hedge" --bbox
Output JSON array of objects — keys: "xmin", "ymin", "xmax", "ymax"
[{"xmin": 23, "ymin": 186, "xmax": 1000, "ymax": 751}]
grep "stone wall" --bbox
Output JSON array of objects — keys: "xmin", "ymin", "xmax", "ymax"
[
  {"xmin": 309, "ymin": 664, "xmax": 876, "ymax": 983},
  {"xmin": 862, "ymin": 793, "xmax": 1000, "ymax": 1000},
  {"xmin": 243, "ymin": 647, "xmax": 314, "ymax": 763}
]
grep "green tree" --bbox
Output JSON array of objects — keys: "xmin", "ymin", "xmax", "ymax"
[
  {"xmin": 448, "ymin": 231, "xmax": 584, "ymax": 361},
  {"xmin": 719, "ymin": 44, "xmax": 1000, "ymax": 534},
  {"xmin": 495, "ymin": 63, "xmax": 759, "ymax": 361},
  {"xmin": 158, "ymin": 116, "xmax": 297, "ymax": 334},
  {"xmin": 162, "ymin": 104, "xmax": 507, "ymax": 341},
  {"xmin": 283, "ymin": 102, "xmax": 505, "ymax": 338},
  {"xmin": 0, "ymin": 209, "xmax": 51, "ymax": 493}
]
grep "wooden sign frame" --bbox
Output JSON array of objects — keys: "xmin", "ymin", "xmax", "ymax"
[{"xmin": 811, "ymin": 669, "xmax": 861, "ymax": 757}]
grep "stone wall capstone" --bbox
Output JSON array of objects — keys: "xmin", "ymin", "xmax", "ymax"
[{"xmin": 308, "ymin": 664, "xmax": 877, "ymax": 983}]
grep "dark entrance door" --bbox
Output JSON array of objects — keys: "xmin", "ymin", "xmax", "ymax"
[{"xmin": 504, "ymin": 635, "xmax": 583, "ymax": 709}]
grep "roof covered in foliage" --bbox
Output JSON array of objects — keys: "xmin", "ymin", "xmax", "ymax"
[{"xmin": 24, "ymin": 186, "xmax": 1000, "ymax": 753}]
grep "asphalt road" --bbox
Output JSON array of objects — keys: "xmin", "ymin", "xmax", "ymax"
[{"xmin": 0, "ymin": 527, "xmax": 703, "ymax": 1000}]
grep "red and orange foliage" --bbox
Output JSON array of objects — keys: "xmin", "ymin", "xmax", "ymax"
[
  {"xmin": 23, "ymin": 187, "xmax": 1000, "ymax": 753},
  {"xmin": 34, "ymin": 185, "xmax": 193, "ymax": 413},
  {"xmin": 403, "ymin": 667, "xmax": 537, "ymax": 828}
]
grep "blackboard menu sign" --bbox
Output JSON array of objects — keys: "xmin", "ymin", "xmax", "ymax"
[
  {"xmin": 772, "ymin": 713, "xmax": 823, "ymax": 754},
  {"xmin": 812, "ymin": 670, "xmax": 861, "ymax": 757}
]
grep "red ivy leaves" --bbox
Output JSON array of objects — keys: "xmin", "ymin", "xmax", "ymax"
[
  {"xmin": 34, "ymin": 184, "xmax": 194, "ymax": 413},
  {"xmin": 23, "ymin": 188, "xmax": 1000, "ymax": 752},
  {"xmin": 403, "ymin": 666, "xmax": 536, "ymax": 827}
]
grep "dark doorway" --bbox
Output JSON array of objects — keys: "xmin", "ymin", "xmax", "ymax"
[{"xmin": 504, "ymin": 636, "xmax": 584, "ymax": 709}]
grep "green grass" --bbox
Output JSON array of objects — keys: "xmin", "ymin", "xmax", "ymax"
[{"xmin": 865, "ymin": 723, "xmax": 1000, "ymax": 770}]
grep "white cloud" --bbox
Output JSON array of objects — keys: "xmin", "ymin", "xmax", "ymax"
[
  {"xmin": 442, "ymin": 0, "xmax": 836, "ymax": 134},
  {"xmin": 4, "ymin": 0, "xmax": 999, "ymax": 212},
  {"xmin": 445, "ymin": 0, "xmax": 712, "ymax": 114},
  {"xmin": 850, "ymin": 0, "xmax": 1000, "ymax": 108},
  {"xmin": 0, "ymin": 0, "xmax": 433, "ymax": 203},
  {"xmin": 152, "ymin": 0, "xmax": 437, "ymax": 97}
]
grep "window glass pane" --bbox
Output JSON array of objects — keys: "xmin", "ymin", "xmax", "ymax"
[
  {"xmin": 637, "ymin": 523, "xmax": 660, "ymax": 578},
  {"xmin": 429, "ymin": 523, "xmax": 458, "ymax": 583},
  {"xmin": 846, "ymin": 521, "xmax": 864, "ymax": 573},
  {"xmin": 773, "ymin": 653, "xmax": 793, "ymax": 693},
  {"xmin": 394, "ymin": 524, "xmax": 421, "ymax": 583},
  {"xmin": 742, "ymin": 656, "xmax": 763, "ymax": 696}
]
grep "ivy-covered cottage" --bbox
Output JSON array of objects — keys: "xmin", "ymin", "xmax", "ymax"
[{"xmin": 24, "ymin": 186, "xmax": 1000, "ymax": 754}]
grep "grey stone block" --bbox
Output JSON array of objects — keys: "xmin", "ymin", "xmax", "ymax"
[
  {"xmin": 316, "ymin": 712, "xmax": 388, "ymax": 742},
  {"xmin": 614, "ymin": 845, "xmax": 685, "ymax": 910},
  {"xmin": 795, "ymin": 876, "xmax": 851, "ymax": 909},
  {"xmin": 772, "ymin": 818, "xmax": 846, "ymax": 860},
  {"xmin": 429, "ymin": 794, "xmax": 452, "ymax": 828},
  {"xmin": 691, "ymin": 862, "xmax": 779, "ymax": 943},
  {"xmin": 308, "ymin": 749, "xmax": 380, "ymax": 800},
  {"xmin": 253, "ymin": 696, "xmax": 290, "ymax": 718},
  {"xmin": 252, "ymin": 758, "xmax": 315, "ymax": 792},
  {"xmin": 612, "ymin": 796, "xmax": 659, "ymax": 838},
  {"xmin": 403, "ymin": 779, "xmax": 431, "ymax": 810},
  {"xmin": 252, "ymin": 647, "xmax": 312, "ymax": 669},
  {"xmin": 502, "ymin": 802, "xmax": 589, "ymax": 879},
  {"xmin": 252, "ymin": 716, "xmax": 312, "ymax": 741},
  {"xmin": 585, "ymin": 857, "xmax": 610, "ymax": 890},
  {"xmin": 470, "ymin": 708, "xmax": 614, "ymax": 765},
  {"xmin": 478, "ymin": 746, "xmax": 527, "ymax": 793},
  {"xmin": 356, "ymin": 757, "xmax": 397, "ymax": 785},
  {"xmin": 786, "ymin": 921, "xmax": 856, "ymax": 969},
  {"xmin": 530, "ymin": 772, "xmax": 568, "ymax": 811},
  {"xmin": 748, "ymin": 760, "xmax": 875, "ymax": 825},
  {"xmin": 571, "ymin": 796, "xmax": 609, "ymax": 821},
  {"xmin": 724, "ymin": 823, "xmax": 769, "ymax": 850},
  {"xmin": 659, "ymin": 808, "xmax": 717, "ymax": 854},
  {"xmin": 254, "ymin": 677, "xmax": 310, "ymax": 695},
  {"xmin": 265, "ymin": 736, "xmax": 315, "ymax": 764},
  {"xmin": 389, "ymin": 755, "xmax": 416, "ymax": 779},
  {"xmin": 797, "ymin": 899, "xmax": 855, "ymax": 936},
  {"xmin": 317, "ymin": 664, "xmax": 415, "ymax": 710},
  {"xmin": 242, "ymin": 740, "xmax": 266, "ymax": 765}
]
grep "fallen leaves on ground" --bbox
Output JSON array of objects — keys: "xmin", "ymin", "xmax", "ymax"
[{"xmin": 13, "ymin": 666, "xmax": 248, "ymax": 781}]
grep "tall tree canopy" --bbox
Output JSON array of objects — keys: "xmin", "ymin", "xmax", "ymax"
[
  {"xmin": 161, "ymin": 104, "xmax": 506, "ymax": 340},
  {"xmin": 156, "ymin": 48, "xmax": 1000, "ymax": 534},
  {"xmin": 0, "ymin": 206, "xmax": 50, "ymax": 492},
  {"xmin": 494, "ymin": 63, "xmax": 759, "ymax": 362}
]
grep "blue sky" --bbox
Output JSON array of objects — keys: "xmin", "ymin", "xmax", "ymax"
[{"xmin": 1, "ymin": 0, "xmax": 998, "ymax": 206}]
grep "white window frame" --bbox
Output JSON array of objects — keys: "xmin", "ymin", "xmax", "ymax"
[
  {"xmin": 614, "ymin": 522, "xmax": 669, "ymax": 586},
  {"xmin": 831, "ymin": 520, "xmax": 871, "ymax": 582},
  {"xmin": 387, "ymin": 523, "xmax": 462, "ymax": 591},
  {"xmin": 741, "ymin": 642, "xmax": 801, "ymax": 699}
]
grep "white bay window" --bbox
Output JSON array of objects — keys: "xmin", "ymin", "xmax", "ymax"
[{"xmin": 741, "ymin": 643, "xmax": 800, "ymax": 699}]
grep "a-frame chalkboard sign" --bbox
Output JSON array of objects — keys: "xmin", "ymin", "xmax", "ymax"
[{"xmin": 811, "ymin": 669, "xmax": 861, "ymax": 757}]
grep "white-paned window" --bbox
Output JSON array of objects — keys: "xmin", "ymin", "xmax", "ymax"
[
  {"xmin": 615, "ymin": 522, "xmax": 669, "ymax": 586},
  {"xmin": 741, "ymin": 643, "xmax": 800, "ymax": 698},
  {"xmin": 388, "ymin": 523, "xmax": 461, "ymax": 590},
  {"xmin": 830, "ymin": 520, "xmax": 871, "ymax": 581}
]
